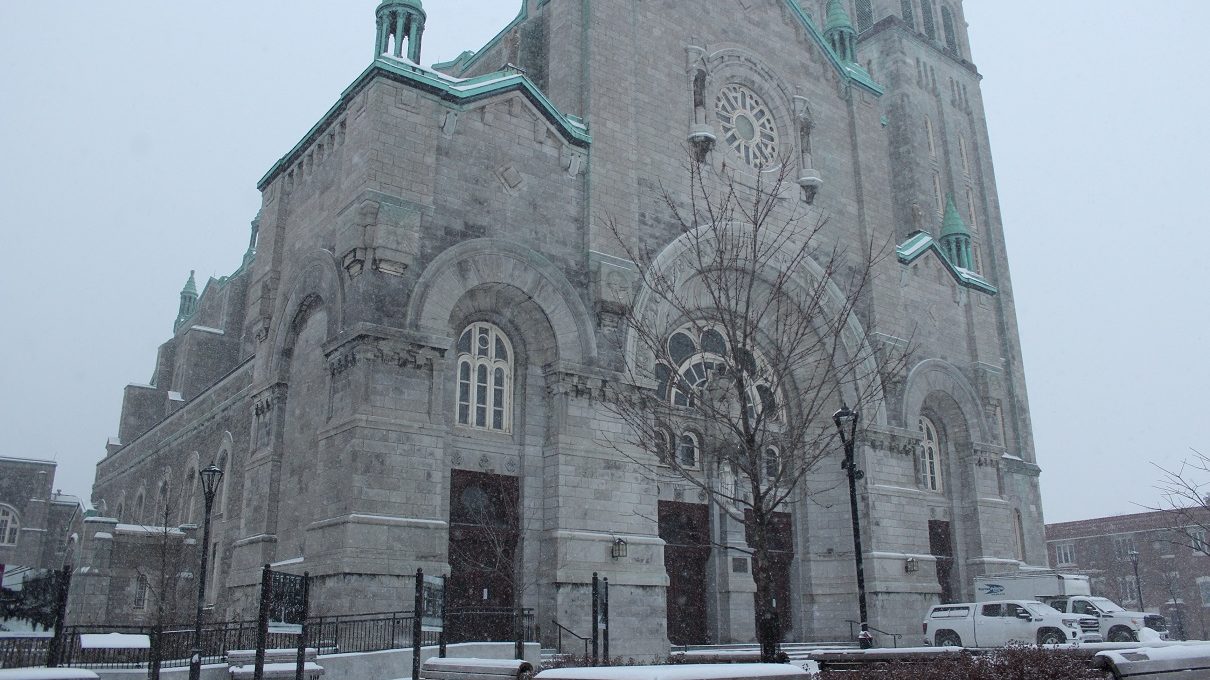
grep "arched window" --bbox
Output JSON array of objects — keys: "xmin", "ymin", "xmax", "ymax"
[
  {"xmin": 941, "ymin": 5, "xmax": 959, "ymax": 54},
  {"xmin": 0, "ymin": 505, "xmax": 20, "ymax": 545},
  {"xmin": 764, "ymin": 446, "xmax": 781, "ymax": 481},
  {"xmin": 900, "ymin": 0, "xmax": 916, "ymax": 30},
  {"xmin": 854, "ymin": 0, "xmax": 873, "ymax": 32},
  {"xmin": 678, "ymin": 433, "xmax": 699, "ymax": 469},
  {"xmin": 925, "ymin": 116, "xmax": 937, "ymax": 157},
  {"xmin": 921, "ymin": 0, "xmax": 936, "ymax": 40},
  {"xmin": 958, "ymin": 136, "xmax": 970, "ymax": 175},
  {"xmin": 663, "ymin": 325, "xmax": 777, "ymax": 422},
  {"xmin": 184, "ymin": 467, "xmax": 198, "ymax": 525},
  {"xmin": 932, "ymin": 172, "xmax": 944, "ymax": 218},
  {"xmin": 456, "ymin": 322, "xmax": 513, "ymax": 432},
  {"xmin": 135, "ymin": 492, "xmax": 146, "ymax": 524},
  {"xmin": 918, "ymin": 416, "xmax": 942, "ymax": 492},
  {"xmin": 155, "ymin": 480, "xmax": 170, "ymax": 524},
  {"xmin": 216, "ymin": 452, "xmax": 230, "ymax": 516}
]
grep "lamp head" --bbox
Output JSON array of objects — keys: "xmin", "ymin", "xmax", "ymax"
[{"xmin": 200, "ymin": 463, "xmax": 224, "ymax": 499}]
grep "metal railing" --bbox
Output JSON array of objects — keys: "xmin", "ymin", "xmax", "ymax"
[
  {"xmin": 845, "ymin": 620, "xmax": 902, "ymax": 648},
  {"xmin": 551, "ymin": 619, "xmax": 590, "ymax": 658},
  {"xmin": 1, "ymin": 608, "xmax": 537, "ymax": 670}
]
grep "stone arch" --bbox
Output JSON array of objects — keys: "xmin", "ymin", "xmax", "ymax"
[
  {"xmin": 407, "ymin": 238, "xmax": 597, "ymax": 365},
  {"xmin": 902, "ymin": 358, "xmax": 989, "ymax": 444},
  {"xmin": 626, "ymin": 222, "xmax": 888, "ymax": 426},
  {"xmin": 269, "ymin": 250, "xmax": 344, "ymax": 381}
]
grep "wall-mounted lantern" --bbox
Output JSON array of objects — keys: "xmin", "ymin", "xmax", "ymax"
[{"xmin": 611, "ymin": 537, "xmax": 628, "ymax": 560}]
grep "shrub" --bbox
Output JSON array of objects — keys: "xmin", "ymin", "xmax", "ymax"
[{"xmin": 818, "ymin": 645, "xmax": 1108, "ymax": 680}]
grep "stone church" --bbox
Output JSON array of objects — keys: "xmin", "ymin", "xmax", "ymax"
[{"xmin": 81, "ymin": 0, "xmax": 1045, "ymax": 656}]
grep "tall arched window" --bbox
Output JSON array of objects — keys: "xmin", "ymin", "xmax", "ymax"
[
  {"xmin": 900, "ymin": 0, "xmax": 916, "ymax": 30},
  {"xmin": 958, "ymin": 136, "xmax": 970, "ymax": 175},
  {"xmin": 854, "ymin": 0, "xmax": 873, "ymax": 31},
  {"xmin": 0, "ymin": 505, "xmax": 20, "ymax": 545},
  {"xmin": 941, "ymin": 5, "xmax": 959, "ymax": 54},
  {"xmin": 918, "ymin": 416, "xmax": 942, "ymax": 492},
  {"xmin": 932, "ymin": 172, "xmax": 944, "ymax": 218},
  {"xmin": 921, "ymin": 0, "xmax": 936, "ymax": 40},
  {"xmin": 678, "ymin": 433, "xmax": 699, "ymax": 469},
  {"xmin": 925, "ymin": 116, "xmax": 937, "ymax": 157},
  {"xmin": 456, "ymin": 322, "xmax": 513, "ymax": 432}
]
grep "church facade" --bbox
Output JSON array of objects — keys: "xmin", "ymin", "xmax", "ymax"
[{"xmin": 83, "ymin": 0, "xmax": 1045, "ymax": 655}]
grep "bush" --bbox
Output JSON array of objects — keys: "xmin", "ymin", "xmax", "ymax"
[{"xmin": 818, "ymin": 645, "xmax": 1108, "ymax": 680}]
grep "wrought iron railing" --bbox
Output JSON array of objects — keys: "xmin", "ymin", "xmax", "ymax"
[{"xmin": 1, "ymin": 608, "xmax": 536, "ymax": 670}]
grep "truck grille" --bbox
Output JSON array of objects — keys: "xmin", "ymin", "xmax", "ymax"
[{"xmin": 1079, "ymin": 620, "xmax": 1100, "ymax": 634}]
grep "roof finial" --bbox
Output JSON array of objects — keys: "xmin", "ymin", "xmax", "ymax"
[{"xmin": 174, "ymin": 270, "xmax": 199, "ymax": 332}]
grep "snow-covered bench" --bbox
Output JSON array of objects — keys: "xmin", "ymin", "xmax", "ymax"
[
  {"xmin": 536, "ymin": 664, "xmax": 809, "ymax": 680},
  {"xmin": 228, "ymin": 648, "xmax": 323, "ymax": 680},
  {"xmin": 421, "ymin": 657, "xmax": 534, "ymax": 680}
]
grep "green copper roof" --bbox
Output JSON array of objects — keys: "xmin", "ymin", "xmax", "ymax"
[
  {"xmin": 379, "ymin": 0, "xmax": 423, "ymax": 9},
  {"xmin": 181, "ymin": 270, "xmax": 197, "ymax": 297},
  {"xmin": 258, "ymin": 56, "xmax": 590, "ymax": 190},
  {"xmin": 940, "ymin": 195, "xmax": 970, "ymax": 238},
  {"xmin": 897, "ymin": 232, "xmax": 997, "ymax": 294},
  {"xmin": 825, "ymin": 0, "xmax": 856, "ymax": 34}
]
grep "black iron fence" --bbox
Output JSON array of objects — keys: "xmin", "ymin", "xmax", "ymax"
[{"xmin": 1, "ymin": 608, "xmax": 535, "ymax": 670}]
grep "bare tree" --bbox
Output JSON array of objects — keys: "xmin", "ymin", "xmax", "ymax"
[
  {"xmin": 603, "ymin": 154, "xmax": 905, "ymax": 659},
  {"xmin": 1152, "ymin": 449, "xmax": 1210, "ymax": 557},
  {"xmin": 136, "ymin": 496, "xmax": 189, "ymax": 680}
]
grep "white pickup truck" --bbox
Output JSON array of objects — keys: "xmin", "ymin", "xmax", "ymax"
[
  {"xmin": 922, "ymin": 599, "xmax": 1103, "ymax": 647},
  {"xmin": 974, "ymin": 572, "xmax": 1167, "ymax": 642}
]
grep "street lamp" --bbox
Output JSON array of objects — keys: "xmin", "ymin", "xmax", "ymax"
[
  {"xmin": 833, "ymin": 405, "xmax": 872, "ymax": 650},
  {"xmin": 189, "ymin": 464, "xmax": 224, "ymax": 680},
  {"xmin": 1129, "ymin": 549, "xmax": 1144, "ymax": 612}
]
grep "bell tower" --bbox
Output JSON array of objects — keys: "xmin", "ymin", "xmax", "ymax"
[{"xmin": 375, "ymin": 0, "xmax": 426, "ymax": 62}]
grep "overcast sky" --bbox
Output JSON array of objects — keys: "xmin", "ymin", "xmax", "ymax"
[{"xmin": 1, "ymin": 2, "xmax": 1206, "ymax": 525}]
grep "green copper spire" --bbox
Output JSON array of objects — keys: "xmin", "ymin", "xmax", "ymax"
[
  {"xmin": 938, "ymin": 196, "xmax": 974, "ymax": 270},
  {"xmin": 823, "ymin": 0, "xmax": 858, "ymax": 63},
  {"xmin": 376, "ymin": 0, "xmax": 426, "ymax": 62},
  {"xmin": 940, "ymin": 195, "xmax": 969, "ymax": 237},
  {"xmin": 174, "ymin": 270, "xmax": 199, "ymax": 332}
]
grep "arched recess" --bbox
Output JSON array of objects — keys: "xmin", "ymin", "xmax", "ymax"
[
  {"xmin": 183, "ymin": 451, "xmax": 201, "ymax": 525},
  {"xmin": 268, "ymin": 250, "xmax": 345, "ymax": 382},
  {"xmin": 214, "ymin": 431, "xmax": 234, "ymax": 517},
  {"xmin": 407, "ymin": 238, "xmax": 597, "ymax": 366},
  {"xmin": 902, "ymin": 358, "xmax": 989, "ymax": 444},
  {"xmin": 625, "ymin": 222, "xmax": 888, "ymax": 427}
]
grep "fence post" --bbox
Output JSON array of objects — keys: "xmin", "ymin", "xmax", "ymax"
[
  {"xmin": 254, "ymin": 564, "xmax": 272, "ymax": 680},
  {"xmin": 412, "ymin": 568, "xmax": 423, "ymax": 680},
  {"xmin": 438, "ymin": 575, "xmax": 448, "ymax": 658},
  {"xmin": 602, "ymin": 578, "xmax": 609, "ymax": 665},
  {"xmin": 46, "ymin": 565, "xmax": 71, "ymax": 668},
  {"xmin": 295, "ymin": 572, "xmax": 310, "ymax": 680},
  {"xmin": 591, "ymin": 573, "xmax": 599, "ymax": 666}
]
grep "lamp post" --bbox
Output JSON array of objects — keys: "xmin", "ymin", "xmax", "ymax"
[
  {"xmin": 189, "ymin": 464, "xmax": 224, "ymax": 680},
  {"xmin": 1129, "ymin": 549, "xmax": 1144, "ymax": 612},
  {"xmin": 833, "ymin": 405, "xmax": 872, "ymax": 649}
]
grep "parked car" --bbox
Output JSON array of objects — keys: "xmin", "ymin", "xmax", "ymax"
[{"xmin": 923, "ymin": 599, "xmax": 1103, "ymax": 647}]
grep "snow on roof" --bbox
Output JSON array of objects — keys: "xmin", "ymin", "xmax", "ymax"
[
  {"xmin": 114, "ymin": 523, "xmax": 185, "ymax": 536},
  {"xmin": 189, "ymin": 325, "xmax": 225, "ymax": 335},
  {"xmin": 270, "ymin": 556, "xmax": 304, "ymax": 567},
  {"xmin": 536, "ymin": 664, "xmax": 810, "ymax": 680},
  {"xmin": 380, "ymin": 52, "xmax": 468, "ymax": 82},
  {"xmin": 168, "ymin": 391, "xmax": 184, "ymax": 401}
]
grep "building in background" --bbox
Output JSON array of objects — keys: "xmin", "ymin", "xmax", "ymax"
[
  {"xmin": 0, "ymin": 457, "xmax": 82, "ymax": 575},
  {"xmin": 1047, "ymin": 510, "xmax": 1210, "ymax": 640},
  {"xmin": 83, "ymin": 0, "xmax": 1046, "ymax": 652}
]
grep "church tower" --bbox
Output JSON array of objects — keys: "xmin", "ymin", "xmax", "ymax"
[{"xmin": 375, "ymin": 0, "xmax": 425, "ymax": 62}]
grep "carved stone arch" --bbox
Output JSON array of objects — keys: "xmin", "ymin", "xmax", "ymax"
[
  {"xmin": 627, "ymin": 221, "xmax": 888, "ymax": 427},
  {"xmin": 407, "ymin": 238, "xmax": 597, "ymax": 365},
  {"xmin": 902, "ymin": 358, "xmax": 989, "ymax": 444},
  {"xmin": 268, "ymin": 250, "xmax": 344, "ymax": 381},
  {"xmin": 114, "ymin": 490, "xmax": 127, "ymax": 522}
]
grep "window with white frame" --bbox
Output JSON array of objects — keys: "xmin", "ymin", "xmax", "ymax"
[
  {"xmin": 134, "ymin": 574, "xmax": 149, "ymax": 610},
  {"xmin": 455, "ymin": 322, "xmax": 513, "ymax": 432},
  {"xmin": 1189, "ymin": 528, "xmax": 1208, "ymax": 554},
  {"xmin": 1054, "ymin": 542, "xmax": 1076, "ymax": 566},
  {"xmin": 918, "ymin": 416, "xmax": 942, "ymax": 492},
  {"xmin": 1197, "ymin": 577, "xmax": 1210, "ymax": 606},
  {"xmin": 0, "ymin": 505, "xmax": 19, "ymax": 545},
  {"xmin": 678, "ymin": 433, "xmax": 699, "ymax": 469},
  {"xmin": 1113, "ymin": 536, "xmax": 1138, "ymax": 560}
]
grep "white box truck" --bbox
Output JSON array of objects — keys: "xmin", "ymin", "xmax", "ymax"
[{"xmin": 974, "ymin": 572, "xmax": 1167, "ymax": 642}]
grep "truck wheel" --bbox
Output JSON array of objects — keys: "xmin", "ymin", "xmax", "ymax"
[
  {"xmin": 1108, "ymin": 627, "xmax": 1137, "ymax": 643},
  {"xmin": 1037, "ymin": 628, "xmax": 1066, "ymax": 646},
  {"xmin": 935, "ymin": 631, "xmax": 962, "ymax": 647}
]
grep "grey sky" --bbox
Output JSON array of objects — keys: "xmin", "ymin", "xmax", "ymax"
[{"xmin": 1, "ymin": 2, "xmax": 1205, "ymax": 525}]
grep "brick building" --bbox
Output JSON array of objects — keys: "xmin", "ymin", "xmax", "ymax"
[
  {"xmin": 1047, "ymin": 510, "xmax": 1210, "ymax": 640},
  {"xmin": 83, "ymin": 0, "xmax": 1047, "ymax": 654}
]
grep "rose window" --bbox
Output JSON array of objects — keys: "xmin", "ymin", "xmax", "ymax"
[{"xmin": 715, "ymin": 84, "xmax": 779, "ymax": 168}]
